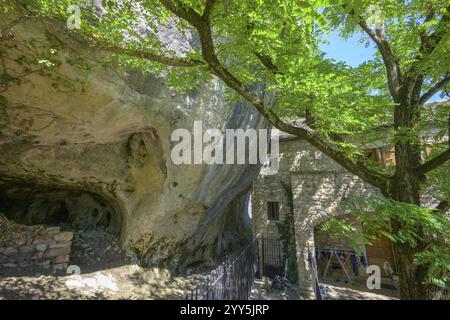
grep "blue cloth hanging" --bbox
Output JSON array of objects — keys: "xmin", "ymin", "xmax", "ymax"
[
  {"xmin": 350, "ymin": 251, "xmax": 359, "ymax": 276},
  {"xmin": 360, "ymin": 255, "xmax": 368, "ymax": 267}
]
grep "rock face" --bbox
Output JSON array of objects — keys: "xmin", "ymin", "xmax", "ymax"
[{"xmin": 0, "ymin": 15, "xmax": 265, "ymax": 270}]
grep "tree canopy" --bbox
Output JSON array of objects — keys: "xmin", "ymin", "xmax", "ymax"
[{"xmin": 12, "ymin": 0, "xmax": 447, "ymax": 186}]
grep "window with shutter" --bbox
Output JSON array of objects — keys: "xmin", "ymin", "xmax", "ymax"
[{"xmin": 267, "ymin": 202, "xmax": 280, "ymax": 221}]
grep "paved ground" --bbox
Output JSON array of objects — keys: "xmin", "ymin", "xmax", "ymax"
[
  {"xmin": 0, "ymin": 226, "xmax": 399, "ymax": 300},
  {"xmin": 320, "ymin": 281, "xmax": 399, "ymax": 300},
  {"xmin": 250, "ymin": 279, "xmax": 299, "ymax": 300},
  {"xmin": 250, "ymin": 278, "xmax": 399, "ymax": 300},
  {"xmin": 0, "ymin": 264, "xmax": 211, "ymax": 300},
  {"xmin": 0, "ymin": 270, "xmax": 399, "ymax": 300}
]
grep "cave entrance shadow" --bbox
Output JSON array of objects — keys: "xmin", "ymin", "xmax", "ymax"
[{"xmin": 0, "ymin": 179, "xmax": 126, "ymax": 277}]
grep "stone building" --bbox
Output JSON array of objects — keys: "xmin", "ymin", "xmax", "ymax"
[{"xmin": 252, "ymin": 130, "xmax": 398, "ymax": 298}]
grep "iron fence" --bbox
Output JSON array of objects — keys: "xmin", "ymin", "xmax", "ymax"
[
  {"xmin": 259, "ymin": 235, "xmax": 284, "ymax": 278},
  {"xmin": 185, "ymin": 237, "xmax": 259, "ymax": 300},
  {"xmin": 184, "ymin": 235, "xmax": 321, "ymax": 300}
]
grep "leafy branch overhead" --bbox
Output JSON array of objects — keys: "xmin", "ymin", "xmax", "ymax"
[{"xmin": 15, "ymin": 0, "xmax": 448, "ymax": 190}]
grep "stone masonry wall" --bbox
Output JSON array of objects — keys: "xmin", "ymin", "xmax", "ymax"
[
  {"xmin": 0, "ymin": 215, "xmax": 73, "ymax": 271},
  {"xmin": 252, "ymin": 174, "xmax": 287, "ymax": 274},
  {"xmin": 252, "ymin": 137, "xmax": 380, "ymax": 298},
  {"xmin": 288, "ymin": 140, "xmax": 379, "ymax": 297},
  {"xmin": 252, "ymin": 175, "xmax": 290, "ymax": 238}
]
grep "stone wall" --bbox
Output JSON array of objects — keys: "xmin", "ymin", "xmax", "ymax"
[
  {"xmin": 0, "ymin": 215, "xmax": 73, "ymax": 271},
  {"xmin": 252, "ymin": 136, "xmax": 380, "ymax": 298},
  {"xmin": 252, "ymin": 175, "xmax": 290, "ymax": 238}
]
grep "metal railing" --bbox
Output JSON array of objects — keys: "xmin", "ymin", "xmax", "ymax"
[
  {"xmin": 185, "ymin": 237, "xmax": 259, "ymax": 300},
  {"xmin": 185, "ymin": 235, "xmax": 325, "ymax": 300},
  {"xmin": 259, "ymin": 235, "xmax": 284, "ymax": 277}
]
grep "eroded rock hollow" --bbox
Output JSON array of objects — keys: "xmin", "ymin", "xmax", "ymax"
[{"xmin": 0, "ymin": 14, "xmax": 265, "ymax": 271}]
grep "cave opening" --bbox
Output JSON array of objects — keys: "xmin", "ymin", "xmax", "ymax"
[
  {"xmin": 0, "ymin": 180, "xmax": 121, "ymax": 233},
  {"xmin": 0, "ymin": 179, "xmax": 127, "ymax": 275}
]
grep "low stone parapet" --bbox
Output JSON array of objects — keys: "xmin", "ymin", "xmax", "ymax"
[{"xmin": 0, "ymin": 215, "xmax": 72, "ymax": 272}]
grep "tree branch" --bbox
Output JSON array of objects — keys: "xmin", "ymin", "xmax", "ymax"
[
  {"xmin": 159, "ymin": 0, "xmax": 203, "ymax": 28},
  {"xmin": 202, "ymin": 0, "xmax": 217, "ymax": 19},
  {"xmin": 418, "ymin": 7, "xmax": 436, "ymax": 49},
  {"xmin": 160, "ymin": 0, "xmax": 391, "ymax": 193},
  {"xmin": 347, "ymin": 8, "xmax": 402, "ymax": 102},
  {"xmin": 421, "ymin": 5, "xmax": 450, "ymax": 56},
  {"xmin": 244, "ymin": 22, "xmax": 282, "ymax": 74},
  {"xmin": 414, "ymin": 148, "xmax": 450, "ymax": 175},
  {"xmin": 94, "ymin": 41, "xmax": 203, "ymax": 67},
  {"xmin": 419, "ymin": 75, "xmax": 450, "ymax": 105},
  {"xmin": 45, "ymin": 12, "xmax": 204, "ymax": 68},
  {"xmin": 254, "ymin": 52, "xmax": 281, "ymax": 74},
  {"xmin": 405, "ymin": 5, "xmax": 450, "ymax": 79}
]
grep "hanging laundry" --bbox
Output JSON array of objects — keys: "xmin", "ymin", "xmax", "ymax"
[
  {"xmin": 383, "ymin": 261, "xmax": 394, "ymax": 277},
  {"xmin": 360, "ymin": 255, "xmax": 368, "ymax": 267},
  {"xmin": 317, "ymin": 248, "xmax": 354, "ymax": 283},
  {"xmin": 350, "ymin": 251, "xmax": 359, "ymax": 276}
]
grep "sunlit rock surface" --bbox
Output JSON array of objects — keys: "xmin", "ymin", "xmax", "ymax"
[{"xmin": 0, "ymin": 13, "xmax": 267, "ymax": 270}]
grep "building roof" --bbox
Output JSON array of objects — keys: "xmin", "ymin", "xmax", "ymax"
[{"xmin": 275, "ymin": 100, "xmax": 449, "ymax": 143}]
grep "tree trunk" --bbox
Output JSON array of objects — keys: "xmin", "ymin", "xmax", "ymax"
[
  {"xmin": 391, "ymin": 240, "xmax": 432, "ymax": 299},
  {"xmin": 389, "ymin": 161, "xmax": 437, "ymax": 299},
  {"xmin": 389, "ymin": 96, "xmax": 435, "ymax": 299},
  {"xmin": 389, "ymin": 171, "xmax": 432, "ymax": 298}
]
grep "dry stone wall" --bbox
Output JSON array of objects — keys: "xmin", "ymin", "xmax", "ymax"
[{"xmin": 0, "ymin": 216, "xmax": 73, "ymax": 271}]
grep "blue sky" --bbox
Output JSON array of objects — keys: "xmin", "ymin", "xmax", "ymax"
[
  {"xmin": 319, "ymin": 31, "xmax": 375, "ymax": 67},
  {"xmin": 319, "ymin": 32, "xmax": 444, "ymax": 102}
]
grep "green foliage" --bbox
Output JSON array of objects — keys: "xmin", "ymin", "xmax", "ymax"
[
  {"xmin": 276, "ymin": 182, "xmax": 298, "ymax": 283},
  {"xmin": 322, "ymin": 196, "xmax": 450, "ymax": 297},
  {"xmin": 0, "ymin": 95, "xmax": 7, "ymax": 106},
  {"xmin": 16, "ymin": 1, "xmax": 449, "ymax": 145},
  {"xmin": 419, "ymin": 101, "xmax": 450, "ymax": 209}
]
